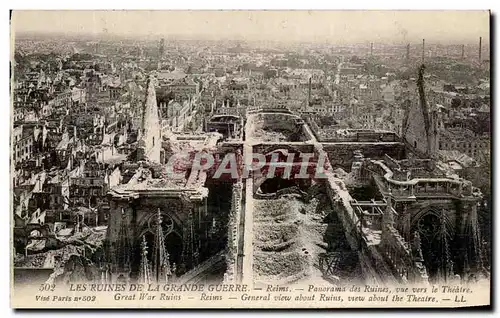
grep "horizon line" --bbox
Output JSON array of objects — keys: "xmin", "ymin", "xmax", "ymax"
[{"xmin": 12, "ymin": 30, "xmax": 491, "ymax": 45}]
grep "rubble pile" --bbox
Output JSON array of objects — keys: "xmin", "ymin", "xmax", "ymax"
[
  {"xmin": 254, "ymin": 223, "xmax": 298, "ymax": 252},
  {"xmin": 253, "ymin": 199, "xmax": 296, "ymax": 223},
  {"xmin": 253, "ymin": 251, "xmax": 308, "ymax": 284},
  {"xmin": 252, "ymin": 187, "xmax": 332, "ymax": 285},
  {"xmin": 252, "ymin": 183, "xmax": 364, "ymax": 286},
  {"xmin": 252, "ymin": 129, "xmax": 288, "ymax": 142},
  {"xmin": 14, "ymin": 253, "xmax": 46, "ymax": 268},
  {"xmin": 253, "ymin": 197, "xmax": 307, "ymax": 284},
  {"xmin": 48, "ymin": 227, "xmax": 107, "ymax": 285},
  {"xmin": 60, "ymin": 226, "xmax": 107, "ymax": 248},
  {"xmin": 48, "ymin": 247, "xmax": 102, "ymax": 285},
  {"xmin": 15, "ymin": 226, "xmax": 107, "ymax": 285}
]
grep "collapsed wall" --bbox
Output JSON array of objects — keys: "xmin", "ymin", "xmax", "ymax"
[
  {"xmin": 246, "ymin": 112, "xmax": 310, "ymax": 142},
  {"xmin": 323, "ymin": 143, "xmax": 406, "ymax": 170},
  {"xmin": 14, "ymin": 226, "xmax": 107, "ymax": 288}
]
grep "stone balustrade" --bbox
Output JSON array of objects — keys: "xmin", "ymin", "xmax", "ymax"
[
  {"xmin": 367, "ymin": 159, "xmax": 475, "ymax": 198},
  {"xmin": 223, "ymin": 181, "xmax": 242, "ymax": 283},
  {"xmin": 325, "ymin": 171, "xmax": 429, "ymax": 284},
  {"xmin": 380, "ymin": 225, "xmax": 428, "ymax": 283}
]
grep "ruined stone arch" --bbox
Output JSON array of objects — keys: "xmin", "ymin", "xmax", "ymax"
[
  {"xmin": 252, "ymin": 144, "xmax": 308, "ymax": 194},
  {"xmin": 136, "ymin": 225, "xmax": 184, "ymax": 269},
  {"xmin": 398, "ymin": 205, "xmax": 459, "ymax": 281},
  {"xmin": 397, "ymin": 205, "xmax": 456, "ymax": 241},
  {"xmin": 410, "ymin": 207, "xmax": 456, "ymax": 235},
  {"xmin": 136, "ymin": 212, "xmax": 181, "ymax": 240},
  {"xmin": 260, "ymin": 144, "xmax": 303, "ymax": 158}
]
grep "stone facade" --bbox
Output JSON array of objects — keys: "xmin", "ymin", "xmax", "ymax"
[{"xmin": 106, "ymin": 188, "xmax": 209, "ymax": 280}]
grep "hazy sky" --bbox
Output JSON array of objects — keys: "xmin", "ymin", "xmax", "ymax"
[{"xmin": 11, "ymin": 10, "xmax": 490, "ymax": 44}]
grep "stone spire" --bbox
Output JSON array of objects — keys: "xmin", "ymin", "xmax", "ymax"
[
  {"xmin": 402, "ymin": 65, "xmax": 439, "ymax": 159},
  {"xmin": 139, "ymin": 235, "xmax": 152, "ymax": 284},
  {"xmin": 152, "ymin": 208, "xmax": 171, "ymax": 283},
  {"xmin": 137, "ymin": 75, "xmax": 161, "ymax": 163}
]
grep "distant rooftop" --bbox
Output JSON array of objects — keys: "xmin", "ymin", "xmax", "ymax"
[{"xmin": 156, "ymin": 70, "xmax": 187, "ymax": 81}]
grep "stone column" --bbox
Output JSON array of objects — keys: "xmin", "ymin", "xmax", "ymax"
[
  {"xmin": 194, "ymin": 203, "xmax": 204, "ymax": 264},
  {"xmin": 469, "ymin": 203, "xmax": 483, "ymax": 274},
  {"xmin": 382, "ymin": 195, "xmax": 395, "ymax": 242},
  {"xmin": 351, "ymin": 150, "xmax": 364, "ymax": 182},
  {"xmin": 189, "ymin": 208, "xmax": 197, "ymax": 267},
  {"xmin": 198, "ymin": 199, "xmax": 208, "ymax": 248},
  {"xmin": 129, "ymin": 199, "xmax": 137, "ymax": 242},
  {"xmin": 181, "ymin": 209, "xmax": 195, "ymax": 270}
]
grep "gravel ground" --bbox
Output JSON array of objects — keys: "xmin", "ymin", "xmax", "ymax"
[
  {"xmin": 252, "ymin": 184, "xmax": 364, "ymax": 286},
  {"xmin": 253, "ymin": 187, "xmax": 330, "ymax": 285}
]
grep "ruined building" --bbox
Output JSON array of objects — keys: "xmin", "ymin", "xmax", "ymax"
[
  {"xmin": 103, "ymin": 75, "xmax": 228, "ymax": 284},
  {"xmin": 102, "ymin": 66, "xmax": 486, "ymax": 286}
]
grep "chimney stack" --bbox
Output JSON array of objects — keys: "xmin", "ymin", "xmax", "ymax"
[
  {"xmin": 461, "ymin": 44, "xmax": 465, "ymax": 59},
  {"xmin": 370, "ymin": 42, "xmax": 373, "ymax": 56},
  {"xmin": 479, "ymin": 36, "xmax": 482, "ymax": 65},
  {"xmin": 422, "ymin": 39, "xmax": 425, "ymax": 64},
  {"xmin": 406, "ymin": 44, "xmax": 410, "ymax": 63},
  {"xmin": 308, "ymin": 77, "xmax": 312, "ymax": 107}
]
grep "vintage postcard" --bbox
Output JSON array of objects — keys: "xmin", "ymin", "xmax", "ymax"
[{"xmin": 9, "ymin": 10, "xmax": 491, "ymax": 308}]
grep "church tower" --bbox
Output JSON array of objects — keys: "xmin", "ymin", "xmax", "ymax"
[
  {"xmin": 137, "ymin": 75, "xmax": 161, "ymax": 163},
  {"xmin": 402, "ymin": 65, "xmax": 439, "ymax": 159}
]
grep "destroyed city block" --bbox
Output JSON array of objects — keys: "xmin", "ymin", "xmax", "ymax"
[{"xmin": 12, "ymin": 34, "xmax": 491, "ymax": 289}]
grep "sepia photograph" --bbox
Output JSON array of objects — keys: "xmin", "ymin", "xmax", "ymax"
[{"xmin": 8, "ymin": 9, "xmax": 491, "ymax": 309}]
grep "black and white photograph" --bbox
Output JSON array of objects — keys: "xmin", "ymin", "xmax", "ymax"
[{"xmin": 8, "ymin": 10, "xmax": 491, "ymax": 308}]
